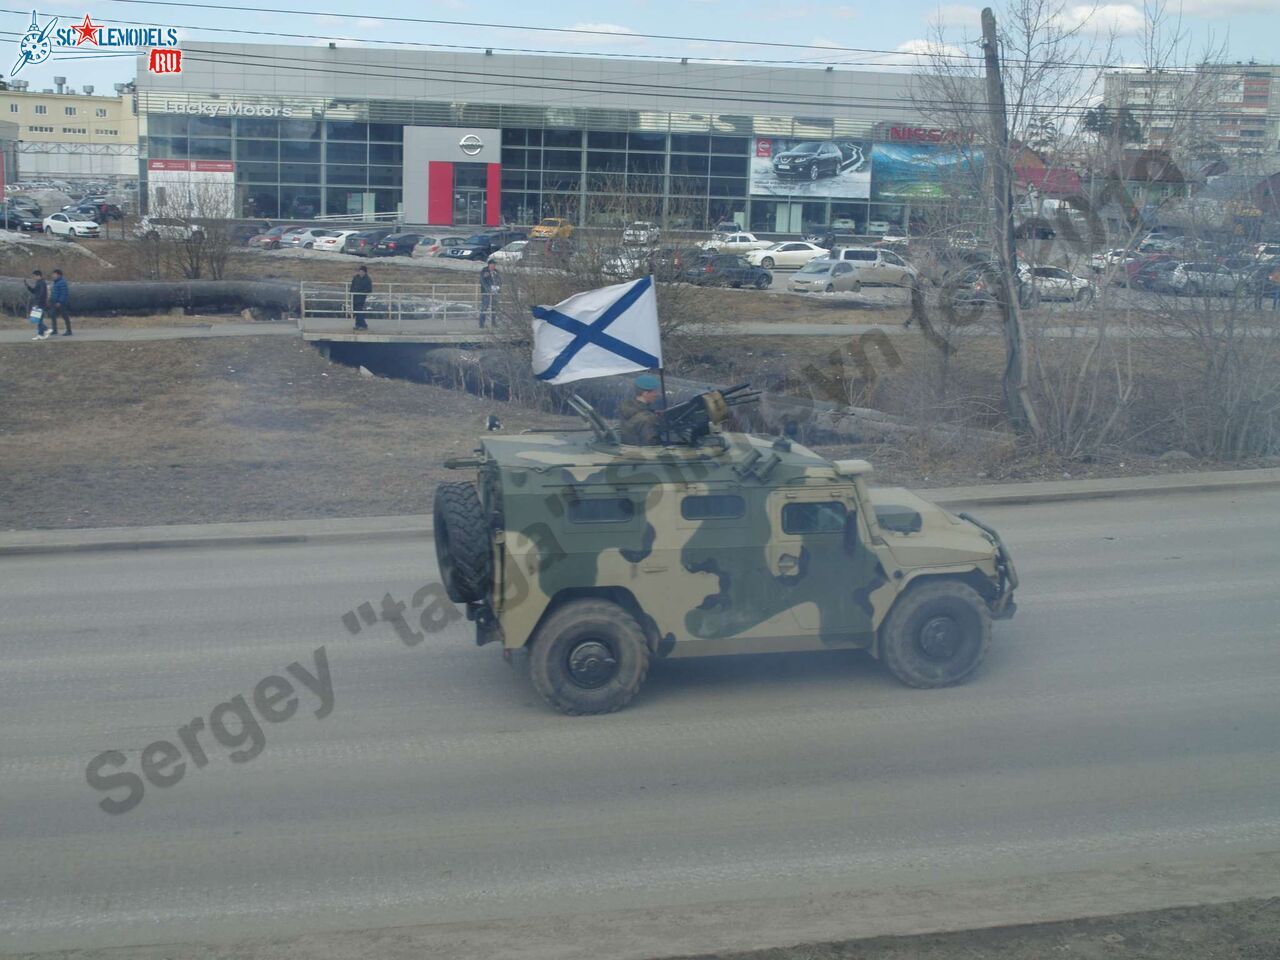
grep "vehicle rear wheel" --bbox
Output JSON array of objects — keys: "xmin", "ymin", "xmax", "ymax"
[
  {"xmin": 44, "ymin": 227, "xmax": 52, "ymax": 235},
  {"xmin": 304, "ymin": 241, "xmax": 314, "ymax": 249},
  {"xmin": 432, "ymin": 481, "xmax": 493, "ymax": 604},
  {"xmin": 879, "ymin": 580, "xmax": 990, "ymax": 688},
  {"xmin": 528, "ymin": 599, "xmax": 651, "ymax": 715},
  {"xmin": 761, "ymin": 256, "xmax": 775, "ymax": 269}
]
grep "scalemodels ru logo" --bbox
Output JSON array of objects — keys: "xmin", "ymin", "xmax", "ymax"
[{"xmin": 9, "ymin": 10, "xmax": 181, "ymax": 76}]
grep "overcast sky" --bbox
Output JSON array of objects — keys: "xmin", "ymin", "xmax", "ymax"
[{"xmin": 6, "ymin": 0, "xmax": 1277, "ymax": 96}]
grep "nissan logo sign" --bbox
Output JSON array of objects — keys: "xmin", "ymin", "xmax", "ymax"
[{"xmin": 459, "ymin": 134, "xmax": 483, "ymax": 156}]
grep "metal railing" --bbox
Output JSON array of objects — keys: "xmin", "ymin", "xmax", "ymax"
[{"xmin": 298, "ymin": 280, "xmax": 483, "ymax": 334}]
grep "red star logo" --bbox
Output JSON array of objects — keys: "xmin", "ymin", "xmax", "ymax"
[{"xmin": 72, "ymin": 14, "xmax": 101, "ymax": 46}]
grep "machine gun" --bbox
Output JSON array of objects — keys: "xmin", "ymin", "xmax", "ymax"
[{"xmin": 661, "ymin": 383, "xmax": 761, "ymax": 444}]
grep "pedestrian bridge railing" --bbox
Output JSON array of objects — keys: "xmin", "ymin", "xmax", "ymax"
[{"xmin": 298, "ymin": 281, "xmax": 481, "ymax": 333}]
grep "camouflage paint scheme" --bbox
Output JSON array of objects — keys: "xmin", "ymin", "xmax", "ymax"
[{"xmin": 474, "ymin": 430, "xmax": 1004, "ymax": 658}]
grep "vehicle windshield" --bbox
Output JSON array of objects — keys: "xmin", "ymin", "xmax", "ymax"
[
  {"xmin": 798, "ymin": 259, "xmax": 832, "ymax": 274},
  {"xmin": 789, "ymin": 142, "xmax": 822, "ymax": 153}
]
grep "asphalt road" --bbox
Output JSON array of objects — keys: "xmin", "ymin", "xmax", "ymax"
[{"xmin": 3, "ymin": 488, "xmax": 1279, "ymax": 957}]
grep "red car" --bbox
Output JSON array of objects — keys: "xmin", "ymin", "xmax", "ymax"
[{"xmin": 246, "ymin": 225, "xmax": 296, "ymax": 249}]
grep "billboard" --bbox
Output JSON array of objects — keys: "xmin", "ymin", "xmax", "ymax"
[
  {"xmin": 869, "ymin": 143, "xmax": 984, "ymax": 202},
  {"xmin": 750, "ymin": 137, "xmax": 871, "ymax": 199}
]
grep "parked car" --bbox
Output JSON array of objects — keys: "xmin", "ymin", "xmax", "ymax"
[
  {"xmin": 43, "ymin": 213, "xmax": 100, "ymax": 238},
  {"xmin": 370, "ymin": 232, "xmax": 421, "ymax": 257},
  {"xmin": 313, "ymin": 229, "xmax": 361, "ymax": 252},
  {"xmin": 945, "ymin": 262, "xmax": 1039, "ymax": 309},
  {"xmin": 344, "ymin": 229, "xmax": 394, "ymax": 256},
  {"xmin": 1127, "ymin": 258, "xmax": 1179, "ymax": 292},
  {"xmin": 830, "ymin": 246, "xmax": 918, "ymax": 286},
  {"xmin": 602, "ymin": 246, "xmax": 648, "ymax": 278},
  {"xmin": 488, "ymin": 240, "xmax": 529, "ymax": 264},
  {"xmin": 771, "ymin": 140, "xmax": 844, "ymax": 181},
  {"xmin": 521, "ymin": 236, "xmax": 578, "ymax": 267},
  {"xmin": 622, "ymin": 221, "xmax": 660, "ymax": 245},
  {"xmin": 247, "ymin": 225, "xmax": 296, "ymax": 249},
  {"xmin": 701, "ymin": 231, "xmax": 771, "ymax": 254},
  {"xmin": 831, "ymin": 216, "xmax": 858, "ymax": 230},
  {"xmin": 134, "ymin": 216, "xmax": 204, "ymax": 242},
  {"xmin": 1168, "ymin": 261, "xmax": 1238, "ymax": 296},
  {"xmin": 2, "ymin": 207, "xmax": 41, "ymax": 231},
  {"xmin": 1254, "ymin": 242, "xmax": 1280, "ymax": 262},
  {"xmin": 787, "ymin": 259, "xmax": 862, "ymax": 294},
  {"xmin": 1090, "ymin": 248, "xmax": 1133, "ymax": 274},
  {"xmin": 529, "ymin": 217, "xmax": 574, "ymax": 239},
  {"xmin": 8, "ymin": 199, "xmax": 41, "ymax": 218},
  {"xmin": 866, "ymin": 220, "xmax": 891, "ymax": 236},
  {"xmin": 64, "ymin": 201, "xmax": 123, "ymax": 222},
  {"xmin": 280, "ymin": 228, "xmax": 336, "ymax": 249},
  {"xmin": 712, "ymin": 220, "xmax": 740, "ymax": 233},
  {"xmin": 682, "ymin": 253, "xmax": 772, "ymax": 288},
  {"xmin": 441, "ymin": 230, "xmax": 528, "ymax": 261},
  {"xmin": 1022, "ymin": 265, "xmax": 1093, "ymax": 302},
  {"xmin": 411, "ymin": 235, "xmax": 467, "ymax": 257},
  {"xmin": 745, "ymin": 241, "xmax": 828, "ymax": 270}
]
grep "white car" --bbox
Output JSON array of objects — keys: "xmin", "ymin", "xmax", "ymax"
[
  {"xmin": 1089, "ymin": 248, "xmax": 1132, "ymax": 273},
  {"xmin": 412, "ymin": 235, "xmax": 468, "ymax": 258},
  {"xmin": 866, "ymin": 220, "xmax": 891, "ymax": 236},
  {"xmin": 134, "ymin": 216, "xmax": 204, "ymax": 242},
  {"xmin": 488, "ymin": 240, "xmax": 528, "ymax": 264},
  {"xmin": 280, "ymin": 228, "xmax": 335, "ymax": 249},
  {"xmin": 312, "ymin": 229, "xmax": 360, "ymax": 252},
  {"xmin": 787, "ymin": 259, "xmax": 862, "ymax": 294},
  {"xmin": 43, "ymin": 213, "xmax": 100, "ymax": 238},
  {"xmin": 745, "ymin": 241, "xmax": 829, "ymax": 270},
  {"xmin": 1020, "ymin": 264, "xmax": 1094, "ymax": 302},
  {"xmin": 831, "ymin": 217, "xmax": 858, "ymax": 230},
  {"xmin": 701, "ymin": 231, "xmax": 771, "ymax": 254},
  {"xmin": 830, "ymin": 247, "xmax": 917, "ymax": 286},
  {"xmin": 622, "ymin": 221, "xmax": 660, "ymax": 245}
]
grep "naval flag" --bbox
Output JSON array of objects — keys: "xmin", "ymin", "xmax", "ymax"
[{"xmin": 531, "ymin": 275, "xmax": 662, "ymax": 385}]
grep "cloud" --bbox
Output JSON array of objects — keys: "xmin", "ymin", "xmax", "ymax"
[
  {"xmin": 1057, "ymin": 4, "xmax": 1146, "ymax": 36},
  {"xmin": 1178, "ymin": 0, "xmax": 1274, "ymax": 12},
  {"xmin": 561, "ymin": 22, "xmax": 644, "ymax": 46},
  {"xmin": 896, "ymin": 38, "xmax": 967, "ymax": 58},
  {"xmin": 933, "ymin": 4, "xmax": 982, "ymax": 28}
]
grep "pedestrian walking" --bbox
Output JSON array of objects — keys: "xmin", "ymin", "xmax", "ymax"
[
  {"xmin": 49, "ymin": 268, "xmax": 72, "ymax": 336},
  {"xmin": 25, "ymin": 269, "xmax": 49, "ymax": 340},
  {"xmin": 479, "ymin": 262, "xmax": 500, "ymax": 328},
  {"xmin": 349, "ymin": 265, "xmax": 372, "ymax": 331}
]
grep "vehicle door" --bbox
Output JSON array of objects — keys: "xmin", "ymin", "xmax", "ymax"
[
  {"xmin": 880, "ymin": 250, "xmax": 911, "ymax": 285},
  {"xmin": 832, "ymin": 261, "xmax": 858, "ymax": 291},
  {"xmin": 763, "ymin": 486, "xmax": 884, "ymax": 638}
]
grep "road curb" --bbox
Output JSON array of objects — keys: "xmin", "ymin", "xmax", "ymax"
[{"xmin": 2, "ymin": 468, "xmax": 1277, "ymax": 557}]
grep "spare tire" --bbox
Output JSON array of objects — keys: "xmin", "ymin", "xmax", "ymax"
[{"xmin": 433, "ymin": 481, "xmax": 493, "ymax": 603}]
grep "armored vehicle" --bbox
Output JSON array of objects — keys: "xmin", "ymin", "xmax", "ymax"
[{"xmin": 434, "ymin": 388, "xmax": 1017, "ymax": 715}]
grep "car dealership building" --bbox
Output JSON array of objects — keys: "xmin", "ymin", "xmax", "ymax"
[{"xmin": 134, "ymin": 43, "xmax": 983, "ymax": 234}]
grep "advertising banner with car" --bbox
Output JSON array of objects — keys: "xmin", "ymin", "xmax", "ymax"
[
  {"xmin": 869, "ymin": 143, "xmax": 984, "ymax": 202},
  {"xmin": 749, "ymin": 138, "xmax": 871, "ymax": 198}
]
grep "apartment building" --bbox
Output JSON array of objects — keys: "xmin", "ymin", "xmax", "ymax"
[
  {"xmin": 1104, "ymin": 64, "xmax": 1280, "ymax": 160},
  {"xmin": 0, "ymin": 79, "xmax": 139, "ymax": 181}
]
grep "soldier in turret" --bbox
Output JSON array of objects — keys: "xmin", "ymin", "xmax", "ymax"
[{"xmin": 618, "ymin": 373, "xmax": 662, "ymax": 445}]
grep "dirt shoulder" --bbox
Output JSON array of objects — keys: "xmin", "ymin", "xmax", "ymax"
[
  {"xmin": 2, "ymin": 332, "xmax": 1271, "ymax": 531},
  {"xmin": 0, "ymin": 335, "xmax": 574, "ymax": 531},
  {"xmin": 687, "ymin": 898, "xmax": 1280, "ymax": 960}
]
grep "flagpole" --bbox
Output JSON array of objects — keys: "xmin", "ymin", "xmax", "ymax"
[{"xmin": 658, "ymin": 366, "xmax": 670, "ymax": 445}]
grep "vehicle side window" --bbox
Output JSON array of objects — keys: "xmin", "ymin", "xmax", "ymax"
[
  {"xmin": 568, "ymin": 498, "xmax": 635, "ymax": 524},
  {"xmin": 782, "ymin": 501, "xmax": 847, "ymax": 534},
  {"xmin": 834, "ymin": 263, "xmax": 854, "ymax": 274},
  {"xmin": 681, "ymin": 494, "xmax": 746, "ymax": 520},
  {"xmin": 884, "ymin": 252, "xmax": 904, "ymax": 265}
]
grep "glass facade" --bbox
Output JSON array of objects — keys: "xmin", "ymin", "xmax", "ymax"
[{"xmin": 144, "ymin": 114, "xmax": 404, "ymax": 219}]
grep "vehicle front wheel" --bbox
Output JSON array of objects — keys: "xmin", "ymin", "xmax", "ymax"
[
  {"xmin": 761, "ymin": 257, "xmax": 775, "ymax": 269},
  {"xmin": 879, "ymin": 580, "xmax": 990, "ymax": 688},
  {"xmin": 304, "ymin": 242, "xmax": 314, "ymax": 249},
  {"xmin": 809, "ymin": 164, "xmax": 819, "ymax": 181},
  {"xmin": 44, "ymin": 227, "xmax": 52, "ymax": 235},
  {"xmin": 824, "ymin": 283, "xmax": 835, "ymax": 293},
  {"xmin": 1075, "ymin": 287, "xmax": 1095, "ymax": 304},
  {"xmin": 67, "ymin": 228, "xmax": 76, "ymax": 237},
  {"xmin": 528, "ymin": 599, "xmax": 651, "ymax": 715},
  {"xmin": 755, "ymin": 274, "xmax": 770, "ymax": 289}
]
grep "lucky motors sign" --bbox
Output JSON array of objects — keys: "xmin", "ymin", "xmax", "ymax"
[
  {"xmin": 163, "ymin": 101, "xmax": 296, "ymax": 118},
  {"xmin": 9, "ymin": 11, "xmax": 182, "ymax": 76}
]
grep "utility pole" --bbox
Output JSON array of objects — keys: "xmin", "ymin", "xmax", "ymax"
[{"xmin": 981, "ymin": 7, "xmax": 1041, "ymax": 436}]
